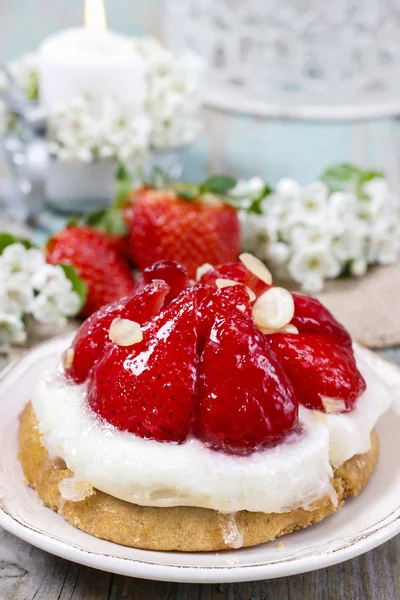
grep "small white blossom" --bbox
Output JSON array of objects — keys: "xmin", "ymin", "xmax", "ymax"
[
  {"xmin": 31, "ymin": 264, "xmax": 71, "ymax": 292},
  {"xmin": 350, "ymin": 258, "xmax": 367, "ymax": 277},
  {"xmin": 238, "ymin": 173, "xmax": 400, "ymax": 292},
  {"xmin": 266, "ymin": 242, "xmax": 291, "ymax": 265},
  {"xmin": 31, "ymin": 265, "xmax": 81, "ymax": 320},
  {"xmin": 0, "ymin": 245, "xmax": 81, "ymax": 351},
  {"xmin": 0, "ymin": 272, "xmax": 34, "ymax": 316},
  {"xmin": 0, "ymin": 312, "xmax": 27, "ymax": 347},
  {"xmin": 31, "ymin": 293, "xmax": 67, "ymax": 326}
]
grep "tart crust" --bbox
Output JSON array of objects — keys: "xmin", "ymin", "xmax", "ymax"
[{"xmin": 19, "ymin": 402, "xmax": 379, "ymax": 552}]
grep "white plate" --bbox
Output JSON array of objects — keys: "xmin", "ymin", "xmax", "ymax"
[{"xmin": 0, "ymin": 333, "xmax": 400, "ymax": 584}]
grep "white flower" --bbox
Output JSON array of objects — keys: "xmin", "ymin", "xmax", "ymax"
[
  {"xmin": 0, "ymin": 243, "xmax": 44, "ymax": 277},
  {"xmin": 0, "ymin": 243, "xmax": 29, "ymax": 274},
  {"xmin": 23, "ymin": 249, "xmax": 46, "ymax": 274},
  {"xmin": 239, "ymin": 173, "xmax": 400, "ymax": 292},
  {"xmin": 289, "ymin": 224, "xmax": 332, "ymax": 249},
  {"xmin": 364, "ymin": 177, "xmax": 389, "ymax": 200},
  {"xmin": 276, "ymin": 178, "xmax": 302, "ymax": 198},
  {"xmin": 350, "ymin": 258, "xmax": 367, "ymax": 277},
  {"xmin": 31, "ymin": 294, "xmax": 66, "ymax": 326},
  {"xmin": 231, "ymin": 177, "xmax": 265, "ymax": 198},
  {"xmin": 31, "ymin": 265, "xmax": 81, "ymax": 319},
  {"xmin": 288, "ymin": 245, "xmax": 341, "ymax": 286},
  {"xmin": 266, "ymin": 242, "xmax": 291, "ymax": 265},
  {"xmin": 31, "ymin": 264, "xmax": 69, "ymax": 291},
  {"xmin": 301, "ymin": 273, "xmax": 325, "ymax": 294},
  {"xmin": 0, "ymin": 313, "xmax": 26, "ymax": 346},
  {"xmin": 0, "ymin": 273, "xmax": 34, "ymax": 316}
]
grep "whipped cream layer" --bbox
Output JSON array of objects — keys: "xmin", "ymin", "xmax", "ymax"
[{"xmin": 31, "ymin": 345, "xmax": 392, "ymax": 514}]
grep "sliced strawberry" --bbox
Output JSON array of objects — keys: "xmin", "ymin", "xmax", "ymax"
[
  {"xmin": 194, "ymin": 312, "xmax": 298, "ymax": 453},
  {"xmin": 199, "ymin": 262, "xmax": 270, "ymax": 297},
  {"xmin": 136, "ymin": 260, "xmax": 188, "ymax": 305},
  {"xmin": 65, "ymin": 281, "xmax": 170, "ymax": 384},
  {"xmin": 291, "ymin": 293, "xmax": 352, "ymax": 348},
  {"xmin": 267, "ymin": 333, "xmax": 365, "ymax": 412},
  {"xmin": 87, "ymin": 287, "xmax": 205, "ymax": 442},
  {"xmin": 197, "ymin": 285, "xmax": 252, "ymax": 350}
]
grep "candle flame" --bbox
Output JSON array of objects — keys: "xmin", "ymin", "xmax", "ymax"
[{"xmin": 84, "ymin": 0, "xmax": 107, "ymax": 32}]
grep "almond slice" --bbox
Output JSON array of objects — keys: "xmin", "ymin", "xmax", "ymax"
[
  {"xmin": 259, "ymin": 323, "xmax": 299, "ymax": 335},
  {"xmin": 252, "ymin": 287, "xmax": 294, "ymax": 330},
  {"xmin": 196, "ymin": 263, "xmax": 214, "ymax": 281},
  {"xmin": 215, "ymin": 278, "xmax": 256, "ymax": 302},
  {"xmin": 239, "ymin": 253, "xmax": 273, "ymax": 285},
  {"xmin": 321, "ymin": 397, "xmax": 346, "ymax": 414},
  {"xmin": 61, "ymin": 347, "xmax": 74, "ymax": 369},
  {"xmin": 109, "ymin": 318, "xmax": 143, "ymax": 346}
]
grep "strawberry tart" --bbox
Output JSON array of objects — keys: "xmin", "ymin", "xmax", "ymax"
[{"xmin": 19, "ymin": 255, "xmax": 393, "ymax": 551}]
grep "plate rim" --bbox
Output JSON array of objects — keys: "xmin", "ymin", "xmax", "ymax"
[{"xmin": 0, "ymin": 334, "xmax": 400, "ymax": 583}]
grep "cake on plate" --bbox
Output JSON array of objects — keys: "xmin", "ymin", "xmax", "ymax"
[{"xmin": 19, "ymin": 255, "xmax": 392, "ymax": 551}]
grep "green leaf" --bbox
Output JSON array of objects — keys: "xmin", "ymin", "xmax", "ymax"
[
  {"xmin": 248, "ymin": 184, "xmax": 273, "ymax": 214},
  {"xmin": 200, "ymin": 175, "xmax": 237, "ymax": 196},
  {"xmin": 114, "ymin": 162, "xmax": 133, "ymax": 208},
  {"xmin": 321, "ymin": 163, "xmax": 360, "ymax": 183},
  {"xmin": 174, "ymin": 182, "xmax": 200, "ymax": 201},
  {"xmin": 0, "ymin": 233, "xmax": 36, "ymax": 253},
  {"xmin": 321, "ymin": 163, "xmax": 361, "ymax": 193},
  {"xmin": 176, "ymin": 189, "xmax": 197, "ymax": 201},
  {"xmin": 59, "ymin": 264, "xmax": 87, "ymax": 313}
]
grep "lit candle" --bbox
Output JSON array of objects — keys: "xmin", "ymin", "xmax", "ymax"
[{"xmin": 37, "ymin": 0, "xmax": 146, "ymax": 109}]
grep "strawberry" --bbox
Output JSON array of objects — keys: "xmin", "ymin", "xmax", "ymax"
[
  {"xmin": 128, "ymin": 187, "xmax": 240, "ymax": 279},
  {"xmin": 87, "ymin": 286, "xmax": 210, "ymax": 442},
  {"xmin": 267, "ymin": 333, "xmax": 366, "ymax": 412},
  {"xmin": 46, "ymin": 226, "xmax": 135, "ymax": 317},
  {"xmin": 197, "ymin": 285, "xmax": 252, "ymax": 350},
  {"xmin": 291, "ymin": 293, "xmax": 352, "ymax": 348},
  {"xmin": 135, "ymin": 260, "xmax": 188, "ymax": 304},
  {"xmin": 194, "ymin": 311, "xmax": 298, "ymax": 453},
  {"xmin": 199, "ymin": 262, "xmax": 270, "ymax": 297},
  {"xmin": 65, "ymin": 281, "xmax": 170, "ymax": 384}
]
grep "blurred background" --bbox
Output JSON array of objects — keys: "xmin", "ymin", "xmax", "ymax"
[{"xmin": 1, "ymin": 0, "xmax": 399, "ymax": 191}]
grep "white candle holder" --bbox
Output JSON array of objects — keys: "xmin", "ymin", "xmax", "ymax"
[{"xmin": 0, "ymin": 38, "xmax": 203, "ymax": 219}]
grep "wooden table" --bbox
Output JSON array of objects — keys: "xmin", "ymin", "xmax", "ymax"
[{"xmin": 1, "ymin": 347, "xmax": 399, "ymax": 600}]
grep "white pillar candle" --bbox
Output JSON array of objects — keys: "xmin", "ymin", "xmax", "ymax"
[{"xmin": 38, "ymin": 27, "xmax": 146, "ymax": 109}]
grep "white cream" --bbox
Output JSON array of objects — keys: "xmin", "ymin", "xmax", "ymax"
[{"xmin": 31, "ymin": 346, "xmax": 392, "ymax": 514}]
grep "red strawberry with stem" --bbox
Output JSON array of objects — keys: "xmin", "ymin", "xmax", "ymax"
[
  {"xmin": 128, "ymin": 187, "xmax": 240, "ymax": 279},
  {"xmin": 267, "ymin": 333, "xmax": 366, "ymax": 412},
  {"xmin": 46, "ymin": 226, "xmax": 135, "ymax": 317},
  {"xmin": 87, "ymin": 286, "xmax": 210, "ymax": 442},
  {"xmin": 194, "ymin": 311, "xmax": 298, "ymax": 453},
  {"xmin": 65, "ymin": 280, "xmax": 170, "ymax": 384}
]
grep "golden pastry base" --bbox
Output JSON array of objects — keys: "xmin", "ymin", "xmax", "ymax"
[{"xmin": 19, "ymin": 403, "xmax": 378, "ymax": 552}]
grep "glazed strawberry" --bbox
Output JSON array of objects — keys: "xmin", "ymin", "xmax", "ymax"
[
  {"xmin": 136, "ymin": 260, "xmax": 188, "ymax": 304},
  {"xmin": 291, "ymin": 293, "xmax": 352, "ymax": 348},
  {"xmin": 199, "ymin": 262, "xmax": 270, "ymax": 297},
  {"xmin": 194, "ymin": 312, "xmax": 298, "ymax": 453},
  {"xmin": 197, "ymin": 285, "xmax": 252, "ymax": 348},
  {"xmin": 46, "ymin": 226, "xmax": 135, "ymax": 317},
  {"xmin": 87, "ymin": 287, "xmax": 209, "ymax": 442},
  {"xmin": 65, "ymin": 281, "xmax": 170, "ymax": 384},
  {"xmin": 129, "ymin": 188, "xmax": 240, "ymax": 278},
  {"xmin": 267, "ymin": 333, "xmax": 366, "ymax": 412}
]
